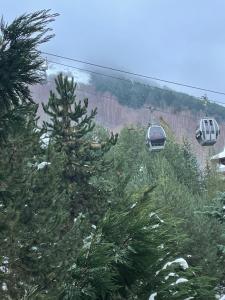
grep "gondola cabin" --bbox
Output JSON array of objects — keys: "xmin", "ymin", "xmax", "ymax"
[
  {"xmin": 195, "ymin": 118, "xmax": 220, "ymax": 146},
  {"xmin": 146, "ymin": 125, "xmax": 166, "ymax": 151}
]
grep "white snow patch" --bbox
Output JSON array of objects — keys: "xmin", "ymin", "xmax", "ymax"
[
  {"xmin": 173, "ymin": 291, "xmax": 178, "ymax": 295},
  {"xmin": 37, "ymin": 161, "xmax": 51, "ymax": 170},
  {"xmin": 149, "ymin": 292, "xmax": 157, "ymax": 300},
  {"xmin": 0, "ymin": 266, "xmax": 8, "ymax": 273},
  {"xmin": 40, "ymin": 133, "xmax": 50, "ymax": 149},
  {"xmin": 69, "ymin": 263, "xmax": 77, "ymax": 271},
  {"xmin": 2, "ymin": 257, "xmax": 8, "ymax": 264},
  {"xmin": 171, "ymin": 278, "xmax": 188, "ymax": 285},
  {"xmin": 139, "ymin": 166, "xmax": 144, "ymax": 172},
  {"xmin": 162, "ymin": 258, "xmax": 189, "ymax": 271},
  {"xmin": 130, "ymin": 202, "xmax": 137, "ymax": 209},
  {"xmin": 2, "ymin": 282, "xmax": 7, "ymax": 291},
  {"xmin": 149, "ymin": 212, "xmax": 164, "ymax": 223},
  {"xmin": 152, "ymin": 224, "xmax": 160, "ymax": 229},
  {"xmin": 149, "ymin": 212, "xmax": 156, "ymax": 218},
  {"xmin": 219, "ymin": 296, "xmax": 225, "ymax": 300},
  {"xmin": 17, "ymin": 241, "xmax": 23, "ymax": 248},
  {"xmin": 33, "ymin": 128, "xmax": 41, "ymax": 133},
  {"xmin": 165, "ymin": 272, "xmax": 177, "ymax": 280},
  {"xmin": 0, "ymin": 256, "xmax": 9, "ymax": 274},
  {"xmin": 91, "ymin": 224, "xmax": 96, "ymax": 230},
  {"xmin": 184, "ymin": 297, "xmax": 194, "ymax": 300},
  {"xmin": 158, "ymin": 244, "xmax": 164, "ymax": 249},
  {"xmin": 83, "ymin": 233, "xmax": 94, "ymax": 250}
]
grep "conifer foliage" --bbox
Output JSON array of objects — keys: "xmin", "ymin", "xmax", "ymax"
[
  {"xmin": 0, "ymin": 9, "xmax": 58, "ymax": 142},
  {"xmin": 42, "ymin": 74, "xmax": 118, "ymax": 219},
  {"xmin": 0, "ymin": 9, "xmax": 223, "ymax": 300}
]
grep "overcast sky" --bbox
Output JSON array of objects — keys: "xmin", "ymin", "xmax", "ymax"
[{"xmin": 2, "ymin": 0, "xmax": 225, "ymax": 103}]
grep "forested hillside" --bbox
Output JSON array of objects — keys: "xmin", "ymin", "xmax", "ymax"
[
  {"xmin": 91, "ymin": 74, "xmax": 225, "ymax": 121},
  {"xmin": 2, "ymin": 10, "xmax": 225, "ymax": 300},
  {"xmin": 32, "ymin": 75, "xmax": 225, "ymax": 166}
]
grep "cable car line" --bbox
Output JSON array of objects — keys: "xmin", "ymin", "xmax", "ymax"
[
  {"xmin": 43, "ymin": 79, "xmax": 168, "ymax": 152},
  {"xmin": 43, "ymin": 51, "xmax": 225, "ymax": 97},
  {"xmin": 46, "ymin": 59, "xmax": 225, "ymax": 107},
  {"xmin": 47, "ymin": 60, "xmax": 136, "ymax": 82},
  {"xmin": 43, "ymin": 78, "xmax": 187, "ymax": 117},
  {"xmin": 42, "ymin": 65, "xmax": 222, "ymax": 149}
]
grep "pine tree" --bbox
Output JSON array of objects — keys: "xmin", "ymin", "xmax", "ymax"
[
  {"xmin": 0, "ymin": 10, "xmax": 58, "ymax": 298},
  {"xmin": 103, "ymin": 126, "xmax": 223, "ymax": 287},
  {"xmin": 54, "ymin": 187, "xmax": 216, "ymax": 300},
  {"xmin": 0, "ymin": 9, "xmax": 58, "ymax": 142},
  {"xmin": 42, "ymin": 74, "xmax": 117, "ymax": 221},
  {"xmin": 198, "ymin": 192, "xmax": 225, "ymax": 283},
  {"xmin": 0, "ymin": 106, "xmax": 47, "ymax": 298}
]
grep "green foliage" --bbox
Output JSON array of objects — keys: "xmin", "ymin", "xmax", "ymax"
[
  {"xmin": 42, "ymin": 74, "xmax": 117, "ymax": 220},
  {"xmin": 103, "ymin": 126, "xmax": 224, "ymax": 280},
  {"xmin": 53, "ymin": 188, "xmax": 216, "ymax": 300},
  {"xmin": 0, "ymin": 9, "xmax": 224, "ymax": 300},
  {"xmin": 0, "ymin": 109, "xmax": 46, "ymax": 299},
  {"xmin": 198, "ymin": 192, "xmax": 225, "ymax": 274},
  {"xmin": 0, "ymin": 10, "xmax": 58, "ymax": 142}
]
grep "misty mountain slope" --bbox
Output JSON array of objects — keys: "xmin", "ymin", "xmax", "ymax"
[
  {"xmin": 91, "ymin": 74, "xmax": 225, "ymax": 120},
  {"xmin": 31, "ymin": 74, "xmax": 225, "ymax": 166}
]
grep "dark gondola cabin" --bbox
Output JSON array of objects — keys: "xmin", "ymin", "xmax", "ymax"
[
  {"xmin": 195, "ymin": 118, "xmax": 220, "ymax": 146},
  {"xmin": 146, "ymin": 125, "xmax": 166, "ymax": 151}
]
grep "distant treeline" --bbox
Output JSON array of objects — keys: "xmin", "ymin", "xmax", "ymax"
[{"xmin": 91, "ymin": 74, "xmax": 225, "ymax": 121}]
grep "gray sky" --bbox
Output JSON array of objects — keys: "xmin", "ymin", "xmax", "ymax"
[{"xmin": 2, "ymin": 0, "xmax": 225, "ymax": 103}]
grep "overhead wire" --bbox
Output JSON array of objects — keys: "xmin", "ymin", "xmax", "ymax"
[
  {"xmin": 39, "ymin": 55, "xmax": 224, "ymax": 149},
  {"xmin": 41, "ymin": 78, "xmax": 212, "ymax": 118},
  {"xmin": 43, "ymin": 51, "xmax": 225, "ymax": 97},
  {"xmin": 41, "ymin": 77, "xmax": 172, "ymax": 118},
  {"xmin": 46, "ymin": 59, "xmax": 225, "ymax": 107}
]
